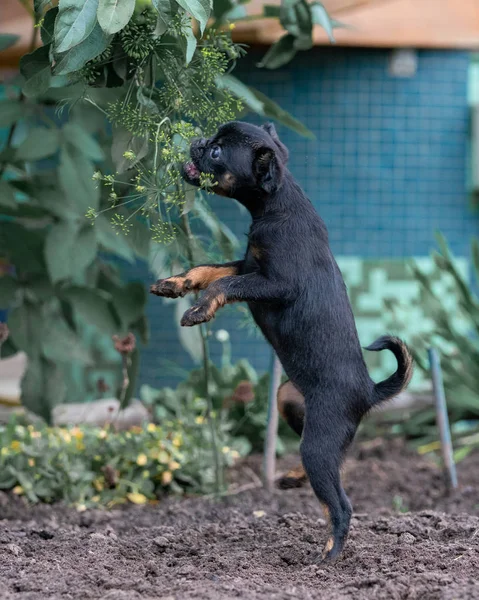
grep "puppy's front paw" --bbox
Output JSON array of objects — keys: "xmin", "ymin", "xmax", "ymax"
[
  {"xmin": 180, "ymin": 303, "xmax": 213, "ymax": 327},
  {"xmin": 150, "ymin": 277, "xmax": 185, "ymax": 298}
]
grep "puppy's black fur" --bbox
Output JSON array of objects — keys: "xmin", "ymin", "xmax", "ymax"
[{"xmin": 151, "ymin": 121, "xmax": 413, "ymax": 562}]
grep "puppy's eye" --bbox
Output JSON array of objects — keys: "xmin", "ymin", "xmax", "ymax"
[{"xmin": 210, "ymin": 145, "xmax": 221, "ymax": 160}]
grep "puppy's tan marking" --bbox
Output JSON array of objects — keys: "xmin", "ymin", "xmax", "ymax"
[{"xmin": 251, "ymin": 245, "xmax": 262, "ymax": 260}]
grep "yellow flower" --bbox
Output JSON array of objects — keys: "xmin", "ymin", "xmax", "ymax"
[
  {"xmin": 31, "ymin": 431, "xmax": 41, "ymax": 439},
  {"xmin": 231, "ymin": 450, "xmax": 240, "ymax": 460},
  {"xmin": 135, "ymin": 185, "xmax": 146, "ymax": 193},
  {"xmin": 28, "ymin": 458, "xmax": 35, "ymax": 467},
  {"xmin": 221, "ymin": 446, "xmax": 230, "ymax": 454},
  {"xmin": 168, "ymin": 461, "xmax": 180, "ymax": 471},
  {"xmin": 1, "ymin": 447, "xmax": 8, "ymax": 456},
  {"xmin": 229, "ymin": 23, "xmax": 236, "ymax": 30},
  {"xmin": 93, "ymin": 478, "xmax": 104, "ymax": 491},
  {"xmin": 147, "ymin": 423, "xmax": 156, "ymax": 433},
  {"xmin": 12, "ymin": 485, "xmax": 23, "ymax": 495},
  {"xmin": 98, "ymin": 430, "xmax": 108, "ymax": 440},
  {"xmin": 195, "ymin": 416, "xmax": 205, "ymax": 425},
  {"xmin": 70, "ymin": 427, "xmax": 84, "ymax": 441},
  {"xmin": 59, "ymin": 430, "xmax": 71, "ymax": 443},
  {"xmin": 136, "ymin": 453, "xmax": 148, "ymax": 466},
  {"xmin": 77, "ymin": 504, "xmax": 87, "ymax": 512},
  {"xmin": 172, "ymin": 434, "xmax": 182, "ymax": 448},
  {"xmin": 157, "ymin": 450, "xmax": 170, "ymax": 464},
  {"xmin": 127, "ymin": 492, "xmax": 147, "ymax": 505},
  {"xmin": 161, "ymin": 471, "xmax": 173, "ymax": 485},
  {"xmin": 92, "ymin": 495, "xmax": 101, "ymax": 503},
  {"xmin": 123, "ymin": 150, "xmax": 136, "ymax": 160},
  {"xmin": 142, "ymin": 470, "xmax": 150, "ymax": 478}
]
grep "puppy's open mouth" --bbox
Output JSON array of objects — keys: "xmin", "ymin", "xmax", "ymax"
[{"xmin": 183, "ymin": 161, "xmax": 201, "ymax": 184}]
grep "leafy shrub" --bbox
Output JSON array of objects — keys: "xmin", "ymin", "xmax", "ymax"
[{"xmin": 0, "ymin": 417, "xmax": 244, "ymax": 508}]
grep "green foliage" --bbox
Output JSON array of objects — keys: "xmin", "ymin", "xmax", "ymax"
[
  {"xmin": 260, "ymin": 0, "xmax": 343, "ymax": 68},
  {"xmin": 386, "ymin": 233, "xmax": 479, "ymax": 451},
  {"xmin": 0, "ymin": 417, "xmax": 244, "ymax": 507}
]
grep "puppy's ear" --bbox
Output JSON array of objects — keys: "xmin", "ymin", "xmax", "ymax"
[
  {"xmin": 261, "ymin": 122, "xmax": 289, "ymax": 164},
  {"xmin": 253, "ymin": 147, "xmax": 283, "ymax": 194}
]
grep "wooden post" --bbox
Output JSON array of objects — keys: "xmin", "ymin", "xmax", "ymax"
[
  {"xmin": 263, "ymin": 353, "xmax": 282, "ymax": 492},
  {"xmin": 428, "ymin": 347, "xmax": 458, "ymax": 491}
]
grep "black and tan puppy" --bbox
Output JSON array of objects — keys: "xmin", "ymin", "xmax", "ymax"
[{"xmin": 150, "ymin": 121, "xmax": 413, "ymax": 562}]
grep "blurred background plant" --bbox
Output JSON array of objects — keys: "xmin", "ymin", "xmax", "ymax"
[
  {"xmin": 378, "ymin": 233, "xmax": 479, "ymax": 461},
  {"xmin": 0, "ymin": 0, "xmax": 338, "ymax": 498}
]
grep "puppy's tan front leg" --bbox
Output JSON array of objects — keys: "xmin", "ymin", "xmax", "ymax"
[{"xmin": 150, "ymin": 261, "xmax": 243, "ymax": 299}]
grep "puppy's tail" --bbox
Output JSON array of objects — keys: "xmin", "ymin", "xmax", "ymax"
[{"xmin": 366, "ymin": 335, "xmax": 413, "ymax": 407}]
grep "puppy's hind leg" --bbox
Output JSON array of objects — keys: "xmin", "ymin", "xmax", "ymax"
[
  {"xmin": 276, "ymin": 381, "xmax": 308, "ymax": 489},
  {"xmin": 300, "ymin": 412, "xmax": 354, "ymax": 562}
]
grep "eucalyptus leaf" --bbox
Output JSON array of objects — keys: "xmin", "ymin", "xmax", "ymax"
[
  {"xmin": 0, "ymin": 100, "xmax": 26, "ymax": 128},
  {"xmin": 97, "ymin": 0, "xmax": 136, "ymax": 34},
  {"xmin": 20, "ymin": 45, "xmax": 52, "ymax": 98},
  {"xmin": 41, "ymin": 6, "xmax": 59, "ymax": 45},
  {"xmin": 58, "ymin": 146, "xmax": 100, "ymax": 211},
  {"xmin": 152, "ymin": 0, "xmax": 179, "ymax": 35},
  {"xmin": 111, "ymin": 126, "xmax": 149, "ymax": 173},
  {"xmin": 8, "ymin": 303, "xmax": 43, "ymax": 356},
  {"xmin": 54, "ymin": 22, "xmax": 111, "ymax": 75},
  {"xmin": 42, "ymin": 317, "xmax": 93, "ymax": 364},
  {"xmin": 183, "ymin": 21, "xmax": 197, "ymax": 66},
  {"xmin": 0, "ymin": 180, "xmax": 17, "ymax": 209},
  {"xmin": 64, "ymin": 286, "xmax": 119, "ymax": 334},
  {"xmin": 175, "ymin": 296, "xmax": 202, "ymax": 363},
  {"xmin": 0, "ymin": 34, "xmax": 20, "ymax": 52},
  {"xmin": 216, "ymin": 74, "xmax": 264, "ymax": 115},
  {"xmin": 311, "ymin": 1, "xmax": 335, "ymax": 43},
  {"xmin": 15, "ymin": 127, "xmax": 60, "ymax": 161},
  {"xmin": 257, "ymin": 34, "xmax": 297, "ymax": 70},
  {"xmin": 112, "ymin": 282, "xmax": 147, "ymax": 329},
  {"xmin": 54, "ymin": 0, "xmax": 99, "ymax": 53},
  {"xmin": 62, "ymin": 122, "xmax": 105, "ymax": 161},
  {"xmin": 175, "ymin": 0, "xmax": 211, "ymax": 35},
  {"xmin": 95, "ymin": 214, "xmax": 136, "ymax": 263},
  {"xmin": 34, "ymin": 0, "xmax": 53, "ymax": 18},
  {"xmin": 45, "ymin": 222, "xmax": 97, "ymax": 282}
]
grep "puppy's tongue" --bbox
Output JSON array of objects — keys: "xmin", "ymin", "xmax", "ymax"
[{"xmin": 184, "ymin": 162, "xmax": 200, "ymax": 179}]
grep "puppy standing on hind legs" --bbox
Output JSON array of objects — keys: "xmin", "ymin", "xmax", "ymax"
[{"xmin": 150, "ymin": 121, "xmax": 413, "ymax": 562}]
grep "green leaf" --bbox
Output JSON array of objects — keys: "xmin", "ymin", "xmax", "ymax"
[
  {"xmin": 0, "ymin": 100, "xmax": 26, "ymax": 128},
  {"xmin": 34, "ymin": 0, "xmax": 53, "ymax": 18},
  {"xmin": 194, "ymin": 197, "xmax": 238, "ymax": 261},
  {"xmin": 472, "ymin": 238, "xmax": 479, "ymax": 283},
  {"xmin": 0, "ymin": 34, "xmax": 19, "ymax": 52},
  {"xmin": 111, "ymin": 126, "xmax": 149, "ymax": 173},
  {"xmin": 216, "ymin": 74, "xmax": 265, "ymax": 115},
  {"xmin": 311, "ymin": 1, "xmax": 335, "ymax": 43},
  {"xmin": 248, "ymin": 87, "xmax": 314, "ymax": 139},
  {"xmin": 45, "ymin": 222, "xmax": 97, "ymax": 283},
  {"xmin": 152, "ymin": 0, "xmax": 179, "ymax": 35},
  {"xmin": 292, "ymin": 0, "xmax": 313, "ymax": 50},
  {"xmin": 257, "ymin": 34, "xmax": 297, "ymax": 69},
  {"xmin": 0, "ymin": 180, "xmax": 17, "ymax": 209},
  {"xmin": 175, "ymin": 0, "xmax": 210, "ymax": 35},
  {"xmin": 20, "ymin": 45, "xmax": 52, "ymax": 98},
  {"xmin": 97, "ymin": 0, "xmax": 136, "ymax": 34},
  {"xmin": 62, "ymin": 122, "xmax": 105, "ymax": 161},
  {"xmin": 41, "ymin": 6, "xmax": 59, "ymax": 45},
  {"xmin": 42, "ymin": 317, "xmax": 92, "ymax": 364},
  {"xmin": 112, "ymin": 282, "xmax": 146, "ymax": 329},
  {"xmin": 15, "ymin": 128, "xmax": 60, "ymax": 161},
  {"xmin": 175, "ymin": 296, "xmax": 202, "ymax": 363},
  {"xmin": 58, "ymin": 146, "xmax": 100, "ymax": 212},
  {"xmin": 8, "ymin": 303, "xmax": 43, "ymax": 356},
  {"xmin": 54, "ymin": 22, "xmax": 111, "ymax": 75},
  {"xmin": 183, "ymin": 21, "xmax": 197, "ymax": 66},
  {"xmin": 95, "ymin": 214, "xmax": 135, "ymax": 263},
  {"xmin": 0, "ymin": 223, "xmax": 45, "ymax": 275},
  {"xmin": 0, "ymin": 275, "xmax": 18, "ymax": 309},
  {"xmin": 64, "ymin": 287, "xmax": 119, "ymax": 334},
  {"xmin": 54, "ymin": 0, "xmax": 99, "ymax": 53}
]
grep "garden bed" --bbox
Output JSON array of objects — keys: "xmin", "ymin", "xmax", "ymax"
[{"xmin": 1, "ymin": 439, "xmax": 478, "ymax": 599}]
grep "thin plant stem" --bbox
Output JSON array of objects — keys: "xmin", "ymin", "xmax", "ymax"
[{"xmin": 181, "ymin": 209, "xmax": 223, "ymax": 494}]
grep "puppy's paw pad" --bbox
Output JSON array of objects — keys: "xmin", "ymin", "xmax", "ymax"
[
  {"xmin": 150, "ymin": 278, "xmax": 184, "ymax": 298},
  {"xmin": 180, "ymin": 304, "xmax": 212, "ymax": 327}
]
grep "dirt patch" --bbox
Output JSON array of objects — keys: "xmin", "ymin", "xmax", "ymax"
[{"xmin": 1, "ymin": 440, "xmax": 478, "ymax": 599}]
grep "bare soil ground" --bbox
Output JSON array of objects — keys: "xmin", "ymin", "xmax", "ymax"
[{"xmin": 1, "ymin": 439, "xmax": 478, "ymax": 599}]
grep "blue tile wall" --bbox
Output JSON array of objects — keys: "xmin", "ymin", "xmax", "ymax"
[{"xmin": 139, "ymin": 48, "xmax": 476, "ymax": 390}]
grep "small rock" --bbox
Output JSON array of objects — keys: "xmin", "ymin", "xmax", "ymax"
[
  {"xmin": 90, "ymin": 533, "xmax": 108, "ymax": 542},
  {"xmin": 153, "ymin": 536, "xmax": 169, "ymax": 550},
  {"xmin": 398, "ymin": 532, "xmax": 416, "ymax": 544},
  {"xmin": 6, "ymin": 543, "xmax": 22, "ymax": 556},
  {"xmin": 253, "ymin": 510, "xmax": 265, "ymax": 518},
  {"xmin": 31, "ymin": 530, "xmax": 54, "ymax": 540}
]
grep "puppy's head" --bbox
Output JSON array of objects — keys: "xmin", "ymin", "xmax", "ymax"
[{"xmin": 182, "ymin": 121, "xmax": 289, "ymax": 198}]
